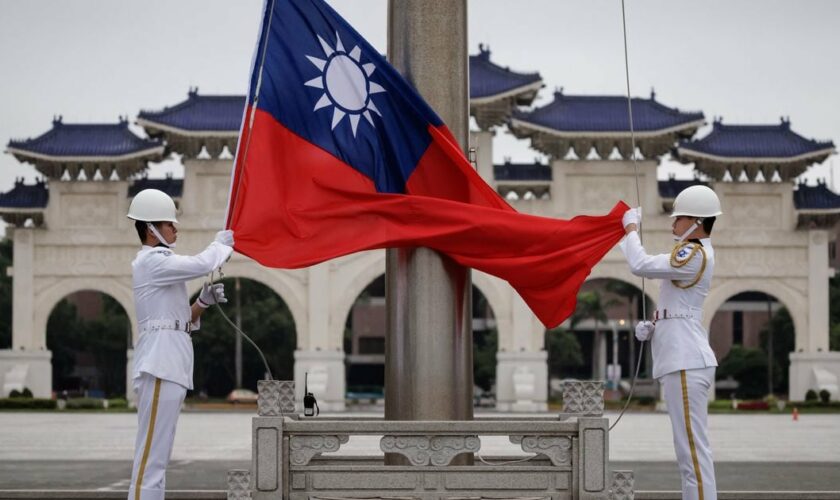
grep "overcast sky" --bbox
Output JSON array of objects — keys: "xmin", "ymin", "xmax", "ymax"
[{"xmin": 1, "ymin": 0, "xmax": 838, "ymax": 236}]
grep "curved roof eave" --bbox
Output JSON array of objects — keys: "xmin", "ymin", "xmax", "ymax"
[
  {"xmin": 509, "ymin": 117, "xmax": 705, "ymax": 139},
  {"xmin": 5, "ymin": 145, "xmax": 166, "ymax": 164},
  {"xmin": 471, "ymin": 80, "xmax": 544, "ymax": 106},
  {"xmin": 675, "ymin": 146, "xmax": 835, "ymax": 164},
  {"xmin": 136, "ymin": 118, "xmax": 240, "ymax": 138}
]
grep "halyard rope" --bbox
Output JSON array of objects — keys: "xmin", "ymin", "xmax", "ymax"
[{"xmin": 609, "ymin": 0, "xmax": 647, "ymax": 432}]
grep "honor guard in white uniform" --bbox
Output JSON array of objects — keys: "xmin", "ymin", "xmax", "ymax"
[
  {"xmin": 620, "ymin": 185, "xmax": 722, "ymax": 500},
  {"xmin": 125, "ymin": 189, "xmax": 234, "ymax": 500}
]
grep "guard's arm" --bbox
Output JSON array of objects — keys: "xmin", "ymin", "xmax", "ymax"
[
  {"xmin": 619, "ymin": 231, "xmax": 702, "ymax": 280},
  {"xmin": 147, "ymin": 241, "xmax": 233, "ymax": 286}
]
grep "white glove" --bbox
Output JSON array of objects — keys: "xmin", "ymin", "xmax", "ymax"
[
  {"xmin": 197, "ymin": 283, "xmax": 227, "ymax": 308},
  {"xmin": 215, "ymin": 229, "xmax": 234, "ymax": 247},
  {"xmin": 635, "ymin": 320, "xmax": 654, "ymax": 342},
  {"xmin": 622, "ymin": 207, "xmax": 641, "ymax": 229}
]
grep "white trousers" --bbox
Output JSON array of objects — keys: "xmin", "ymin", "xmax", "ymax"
[
  {"xmin": 661, "ymin": 367, "xmax": 717, "ymax": 500},
  {"xmin": 127, "ymin": 372, "xmax": 187, "ymax": 500}
]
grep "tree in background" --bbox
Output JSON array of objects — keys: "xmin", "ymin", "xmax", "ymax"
[
  {"xmin": 545, "ymin": 327, "xmax": 584, "ymax": 378},
  {"xmin": 191, "ymin": 277, "xmax": 296, "ymax": 397},
  {"xmin": 46, "ymin": 294, "xmax": 129, "ymax": 397},
  {"xmin": 717, "ymin": 345, "xmax": 768, "ymax": 399},
  {"xmin": 0, "ymin": 238, "xmax": 11, "ymax": 348},
  {"xmin": 472, "ymin": 290, "xmax": 497, "ymax": 392},
  {"xmin": 758, "ymin": 306, "xmax": 795, "ymax": 394}
]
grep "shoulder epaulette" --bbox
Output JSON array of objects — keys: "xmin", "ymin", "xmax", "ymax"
[{"xmin": 670, "ymin": 241, "xmax": 707, "ymax": 289}]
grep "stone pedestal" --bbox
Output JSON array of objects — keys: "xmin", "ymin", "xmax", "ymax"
[
  {"xmin": 789, "ymin": 351, "xmax": 840, "ymax": 401},
  {"xmin": 293, "ymin": 349, "xmax": 345, "ymax": 411},
  {"xmin": 251, "ymin": 416, "xmax": 283, "ymax": 500},
  {"xmin": 0, "ymin": 349, "xmax": 52, "ymax": 398},
  {"xmin": 495, "ymin": 350, "xmax": 548, "ymax": 412}
]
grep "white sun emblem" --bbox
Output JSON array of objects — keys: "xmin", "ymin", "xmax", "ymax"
[{"xmin": 305, "ymin": 32, "xmax": 386, "ymax": 137}]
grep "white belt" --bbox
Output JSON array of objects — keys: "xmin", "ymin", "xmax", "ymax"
[
  {"xmin": 140, "ymin": 319, "xmax": 192, "ymax": 334},
  {"xmin": 653, "ymin": 308, "xmax": 702, "ymax": 322}
]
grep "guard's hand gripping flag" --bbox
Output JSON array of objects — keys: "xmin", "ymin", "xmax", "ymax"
[{"xmin": 225, "ymin": 0, "xmax": 628, "ymax": 328}]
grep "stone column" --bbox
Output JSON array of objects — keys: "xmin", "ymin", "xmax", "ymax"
[
  {"xmin": 495, "ymin": 291, "xmax": 548, "ymax": 411},
  {"xmin": 294, "ymin": 350, "xmax": 345, "ymax": 412},
  {"xmin": 292, "ymin": 263, "xmax": 346, "ymax": 411},
  {"xmin": 126, "ymin": 348, "xmax": 136, "ymax": 406},
  {"xmin": 385, "ymin": 0, "xmax": 473, "ymax": 441},
  {"xmin": 470, "ymin": 130, "xmax": 495, "ymax": 183},
  {"xmin": 789, "ymin": 228, "xmax": 840, "ymax": 400},
  {"xmin": 11, "ymin": 229, "xmax": 35, "ymax": 350},
  {"xmin": 592, "ymin": 330, "xmax": 607, "ymax": 381},
  {"xmin": 806, "ymin": 229, "xmax": 833, "ymax": 352}
]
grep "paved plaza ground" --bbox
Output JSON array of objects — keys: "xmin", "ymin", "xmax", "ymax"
[{"xmin": 0, "ymin": 411, "xmax": 838, "ymax": 491}]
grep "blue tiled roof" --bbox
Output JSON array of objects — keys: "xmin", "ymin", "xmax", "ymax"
[
  {"xmin": 512, "ymin": 90, "xmax": 704, "ymax": 133},
  {"xmin": 129, "ymin": 177, "xmax": 184, "ymax": 198},
  {"xmin": 658, "ymin": 177, "xmax": 708, "ymax": 198},
  {"xmin": 138, "ymin": 89, "xmax": 245, "ymax": 132},
  {"xmin": 470, "ymin": 45, "xmax": 542, "ymax": 100},
  {"xmin": 6, "ymin": 117, "xmax": 162, "ymax": 158},
  {"xmin": 0, "ymin": 179, "xmax": 48, "ymax": 208},
  {"xmin": 494, "ymin": 162, "xmax": 551, "ymax": 181},
  {"xmin": 678, "ymin": 119, "xmax": 835, "ymax": 159},
  {"xmin": 794, "ymin": 181, "xmax": 840, "ymax": 210}
]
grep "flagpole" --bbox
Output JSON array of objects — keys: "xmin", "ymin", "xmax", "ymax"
[{"xmin": 385, "ymin": 0, "xmax": 473, "ymax": 465}]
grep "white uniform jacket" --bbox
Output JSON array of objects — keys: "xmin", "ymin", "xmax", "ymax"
[
  {"xmin": 131, "ymin": 241, "xmax": 233, "ymax": 389},
  {"xmin": 619, "ymin": 231, "xmax": 718, "ymax": 379}
]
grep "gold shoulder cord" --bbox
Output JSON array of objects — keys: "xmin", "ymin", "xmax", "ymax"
[{"xmin": 670, "ymin": 241, "xmax": 707, "ymax": 289}]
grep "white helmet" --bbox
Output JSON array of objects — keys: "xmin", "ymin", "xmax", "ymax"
[
  {"xmin": 127, "ymin": 189, "xmax": 178, "ymax": 223},
  {"xmin": 671, "ymin": 185, "xmax": 722, "ymax": 218}
]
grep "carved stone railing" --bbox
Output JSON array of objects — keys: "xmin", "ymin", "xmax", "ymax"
[
  {"xmin": 257, "ymin": 380, "xmax": 296, "ymax": 416},
  {"xmin": 250, "ymin": 418, "xmax": 609, "ymax": 500},
  {"xmin": 227, "ymin": 469, "xmax": 251, "ymax": 500},
  {"xmin": 561, "ymin": 380, "xmax": 605, "ymax": 417},
  {"xmin": 610, "ymin": 470, "xmax": 635, "ymax": 500}
]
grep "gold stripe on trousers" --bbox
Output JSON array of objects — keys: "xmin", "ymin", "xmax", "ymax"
[
  {"xmin": 134, "ymin": 377, "xmax": 162, "ymax": 500},
  {"xmin": 680, "ymin": 370, "xmax": 704, "ymax": 500}
]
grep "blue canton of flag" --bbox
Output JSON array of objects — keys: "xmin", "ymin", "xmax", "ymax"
[{"xmin": 248, "ymin": 0, "xmax": 444, "ymax": 194}]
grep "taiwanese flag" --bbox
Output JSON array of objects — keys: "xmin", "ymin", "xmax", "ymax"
[{"xmin": 226, "ymin": 0, "xmax": 628, "ymax": 328}]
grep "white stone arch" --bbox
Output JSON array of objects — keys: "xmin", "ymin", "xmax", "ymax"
[
  {"xmin": 331, "ymin": 252, "xmax": 515, "ymax": 353},
  {"xmin": 34, "ymin": 277, "xmax": 135, "ymax": 349},
  {"xmin": 471, "ymin": 271, "xmax": 512, "ymax": 350},
  {"xmin": 704, "ymin": 277, "xmax": 807, "ymax": 351},
  {"xmin": 330, "ymin": 252, "xmax": 387, "ymax": 351},
  {"xmin": 185, "ymin": 266, "xmax": 306, "ymax": 349}
]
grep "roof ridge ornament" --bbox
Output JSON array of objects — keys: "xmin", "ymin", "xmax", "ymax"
[
  {"xmin": 188, "ymin": 86, "xmax": 200, "ymax": 98},
  {"xmin": 52, "ymin": 115, "xmax": 63, "ymax": 126}
]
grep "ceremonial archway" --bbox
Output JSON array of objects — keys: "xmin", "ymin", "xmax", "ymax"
[
  {"xmin": 564, "ymin": 277, "xmax": 656, "ymax": 382},
  {"xmin": 188, "ymin": 275, "xmax": 298, "ymax": 396},
  {"xmin": 342, "ymin": 271, "xmax": 502, "ymax": 403},
  {"xmin": 35, "ymin": 278, "xmax": 135, "ymax": 350},
  {"xmin": 706, "ymin": 278, "xmax": 806, "ymax": 353},
  {"xmin": 45, "ymin": 288, "xmax": 131, "ymax": 398},
  {"xmin": 708, "ymin": 285, "xmax": 798, "ymax": 397},
  {"xmin": 185, "ymin": 267, "xmax": 306, "ymax": 349}
]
